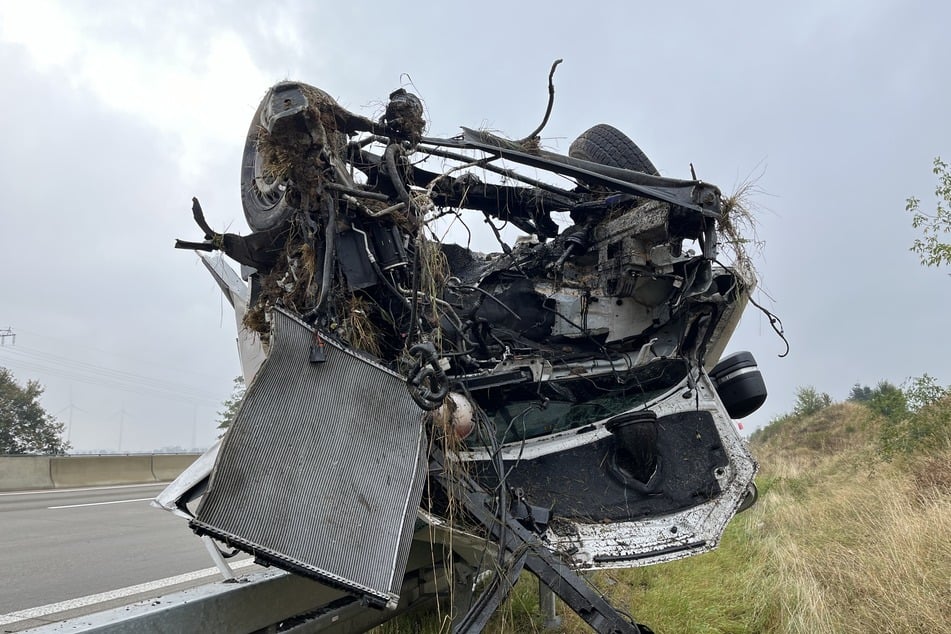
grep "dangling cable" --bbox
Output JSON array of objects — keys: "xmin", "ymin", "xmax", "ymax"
[{"xmin": 749, "ymin": 295, "xmax": 789, "ymax": 357}]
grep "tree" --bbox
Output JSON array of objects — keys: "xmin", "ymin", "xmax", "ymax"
[
  {"xmin": 848, "ymin": 383, "xmax": 873, "ymax": 403},
  {"xmin": 791, "ymin": 386, "xmax": 832, "ymax": 417},
  {"xmin": 906, "ymin": 156, "xmax": 951, "ymax": 269},
  {"xmin": 0, "ymin": 367, "xmax": 70, "ymax": 455},
  {"xmin": 216, "ymin": 376, "xmax": 246, "ymax": 431}
]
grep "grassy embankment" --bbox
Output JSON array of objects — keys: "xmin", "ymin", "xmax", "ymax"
[{"xmin": 380, "ymin": 396, "xmax": 951, "ymax": 633}]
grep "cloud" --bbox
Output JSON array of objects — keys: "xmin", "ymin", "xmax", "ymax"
[{"xmin": 0, "ymin": 1, "xmax": 278, "ymax": 178}]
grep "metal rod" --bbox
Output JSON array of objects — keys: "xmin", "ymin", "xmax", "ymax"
[
  {"xmin": 324, "ymin": 181, "xmax": 391, "ymax": 202},
  {"xmin": 201, "ymin": 535, "xmax": 236, "ymax": 581},
  {"xmin": 415, "ymin": 145, "xmax": 580, "ymax": 197}
]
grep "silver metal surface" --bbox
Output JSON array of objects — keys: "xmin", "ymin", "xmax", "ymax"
[
  {"xmin": 21, "ymin": 570, "xmax": 349, "ymax": 634},
  {"xmin": 151, "ymin": 440, "xmax": 219, "ymax": 520},
  {"xmin": 538, "ymin": 581, "xmax": 561, "ymax": 630},
  {"xmin": 200, "ymin": 535, "xmax": 236, "ymax": 581},
  {"xmin": 18, "ymin": 534, "xmax": 464, "ymax": 634},
  {"xmin": 197, "ymin": 253, "xmax": 266, "ymax": 383}
]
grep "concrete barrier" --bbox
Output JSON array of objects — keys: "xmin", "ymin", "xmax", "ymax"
[
  {"xmin": 0, "ymin": 456, "xmax": 54, "ymax": 491},
  {"xmin": 51, "ymin": 455, "xmax": 158, "ymax": 488},
  {"xmin": 152, "ymin": 454, "xmax": 200, "ymax": 481},
  {"xmin": 0, "ymin": 454, "xmax": 202, "ymax": 490}
]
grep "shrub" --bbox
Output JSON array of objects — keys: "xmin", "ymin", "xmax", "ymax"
[
  {"xmin": 903, "ymin": 373, "xmax": 949, "ymax": 413},
  {"xmin": 791, "ymin": 386, "xmax": 832, "ymax": 417},
  {"xmin": 868, "ymin": 381, "xmax": 907, "ymax": 422},
  {"xmin": 879, "ymin": 392, "xmax": 951, "ymax": 459}
]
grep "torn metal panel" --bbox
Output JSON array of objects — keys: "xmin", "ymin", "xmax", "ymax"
[
  {"xmin": 190, "ymin": 308, "xmax": 427, "ymax": 608},
  {"xmin": 197, "ymin": 253, "xmax": 267, "ymax": 383},
  {"xmin": 151, "ymin": 439, "xmax": 219, "ymax": 520}
]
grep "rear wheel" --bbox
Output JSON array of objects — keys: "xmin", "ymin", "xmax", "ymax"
[{"xmin": 568, "ymin": 123, "xmax": 659, "ymax": 175}]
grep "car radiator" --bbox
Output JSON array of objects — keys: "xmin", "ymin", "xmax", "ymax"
[{"xmin": 191, "ymin": 308, "xmax": 427, "ymax": 608}]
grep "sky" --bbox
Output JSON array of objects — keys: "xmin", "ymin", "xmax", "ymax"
[{"xmin": 0, "ymin": 0, "xmax": 948, "ymax": 452}]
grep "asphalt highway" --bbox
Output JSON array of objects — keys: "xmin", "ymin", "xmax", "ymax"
[{"xmin": 0, "ymin": 483, "xmax": 253, "ymax": 631}]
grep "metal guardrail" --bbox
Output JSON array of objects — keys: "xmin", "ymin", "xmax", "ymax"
[{"xmin": 21, "ymin": 537, "xmax": 451, "ymax": 634}]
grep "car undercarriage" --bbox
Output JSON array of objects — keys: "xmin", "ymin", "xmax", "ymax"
[{"xmin": 161, "ymin": 68, "xmax": 770, "ymax": 632}]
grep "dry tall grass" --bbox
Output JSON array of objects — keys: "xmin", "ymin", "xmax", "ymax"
[{"xmin": 755, "ymin": 454, "xmax": 951, "ymax": 633}]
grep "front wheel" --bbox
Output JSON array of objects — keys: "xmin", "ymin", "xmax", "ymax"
[{"xmin": 240, "ymin": 82, "xmax": 308, "ymax": 232}]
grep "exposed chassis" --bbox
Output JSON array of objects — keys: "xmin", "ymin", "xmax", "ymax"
[{"xmin": 155, "ymin": 75, "xmax": 767, "ymax": 632}]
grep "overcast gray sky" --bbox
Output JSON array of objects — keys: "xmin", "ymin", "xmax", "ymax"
[{"xmin": 1, "ymin": 0, "xmax": 948, "ymax": 452}]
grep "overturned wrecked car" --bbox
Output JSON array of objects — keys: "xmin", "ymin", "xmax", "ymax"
[{"xmin": 159, "ymin": 68, "xmax": 769, "ymax": 632}]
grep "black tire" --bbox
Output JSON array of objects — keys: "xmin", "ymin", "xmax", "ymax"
[
  {"xmin": 568, "ymin": 123, "xmax": 659, "ymax": 176},
  {"xmin": 737, "ymin": 482, "xmax": 758, "ymax": 513},
  {"xmin": 240, "ymin": 83, "xmax": 300, "ymax": 232}
]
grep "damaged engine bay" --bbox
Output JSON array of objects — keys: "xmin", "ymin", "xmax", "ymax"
[{"xmin": 165, "ymin": 66, "xmax": 771, "ymax": 632}]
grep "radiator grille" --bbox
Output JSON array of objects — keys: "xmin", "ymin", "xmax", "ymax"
[{"xmin": 191, "ymin": 308, "xmax": 427, "ymax": 607}]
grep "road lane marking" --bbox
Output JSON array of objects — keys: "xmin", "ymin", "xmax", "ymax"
[
  {"xmin": 0, "ymin": 483, "xmax": 168, "ymax": 497},
  {"xmin": 48, "ymin": 497, "xmax": 155, "ymax": 509},
  {"xmin": 0, "ymin": 559, "xmax": 256, "ymax": 626}
]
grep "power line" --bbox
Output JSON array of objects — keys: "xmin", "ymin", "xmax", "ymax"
[
  {"xmin": 12, "ymin": 326, "xmax": 226, "ymax": 384},
  {"xmin": 0, "ymin": 346, "xmax": 222, "ymax": 406},
  {"xmin": 0, "ymin": 344, "xmax": 217, "ymax": 397}
]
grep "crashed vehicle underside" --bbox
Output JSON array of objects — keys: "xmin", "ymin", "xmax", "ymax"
[{"xmin": 164, "ymin": 72, "xmax": 767, "ymax": 631}]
